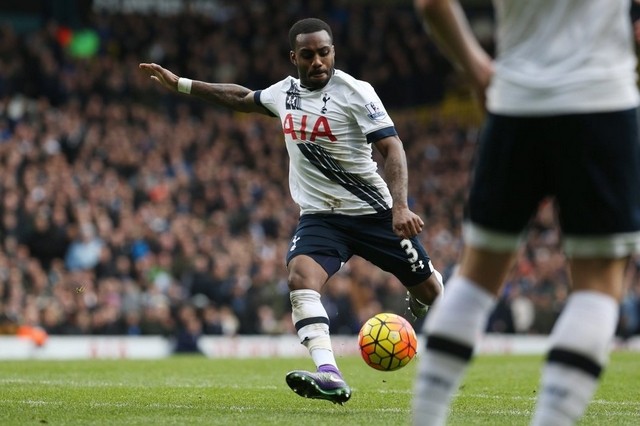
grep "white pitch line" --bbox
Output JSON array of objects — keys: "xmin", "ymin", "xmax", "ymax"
[
  {"xmin": 464, "ymin": 393, "xmax": 640, "ymax": 408},
  {"xmin": 1, "ymin": 399, "xmax": 407, "ymax": 413},
  {"xmin": 1, "ymin": 400, "xmax": 196, "ymax": 409},
  {"xmin": 0, "ymin": 378, "xmax": 278, "ymax": 390}
]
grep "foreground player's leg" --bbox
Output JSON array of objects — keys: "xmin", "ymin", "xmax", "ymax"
[
  {"xmin": 285, "ymin": 289, "xmax": 351, "ymax": 405},
  {"xmin": 531, "ymin": 291, "xmax": 618, "ymax": 426},
  {"xmin": 531, "ymin": 255, "xmax": 626, "ymax": 426},
  {"xmin": 412, "ymin": 275, "xmax": 497, "ymax": 426}
]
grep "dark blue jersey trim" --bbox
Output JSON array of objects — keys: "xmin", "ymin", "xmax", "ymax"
[
  {"xmin": 366, "ymin": 126, "xmax": 397, "ymax": 144},
  {"xmin": 253, "ymin": 90, "xmax": 277, "ymax": 117}
]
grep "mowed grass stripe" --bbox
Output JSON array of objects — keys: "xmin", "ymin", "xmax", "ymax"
[{"xmin": 0, "ymin": 352, "xmax": 637, "ymax": 425}]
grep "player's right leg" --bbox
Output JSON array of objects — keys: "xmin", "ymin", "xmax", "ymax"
[
  {"xmin": 531, "ymin": 108, "xmax": 640, "ymax": 425},
  {"xmin": 285, "ymin": 255, "xmax": 351, "ymax": 404},
  {"xmin": 530, "ymin": 257, "xmax": 625, "ymax": 426},
  {"xmin": 285, "ymin": 368, "xmax": 351, "ymax": 405},
  {"xmin": 284, "ymin": 217, "xmax": 353, "ymax": 404},
  {"xmin": 286, "ymin": 255, "xmax": 351, "ymax": 404}
]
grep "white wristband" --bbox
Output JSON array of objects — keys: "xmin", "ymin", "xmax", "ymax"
[{"xmin": 177, "ymin": 78, "xmax": 192, "ymax": 94}]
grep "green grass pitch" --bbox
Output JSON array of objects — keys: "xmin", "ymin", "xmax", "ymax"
[{"xmin": 0, "ymin": 352, "xmax": 638, "ymax": 425}]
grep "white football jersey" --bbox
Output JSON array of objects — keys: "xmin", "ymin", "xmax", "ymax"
[
  {"xmin": 488, "ymin": 0, "xmax": 639, "ymax": 115},
  {"xmin": 255, "ymin": 69, "xmax": 396, "ymax": 215}
]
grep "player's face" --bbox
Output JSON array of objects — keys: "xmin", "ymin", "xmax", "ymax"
[{"xmin": 290, "ymin": 30, "xmax": 335, "ymax": 89}]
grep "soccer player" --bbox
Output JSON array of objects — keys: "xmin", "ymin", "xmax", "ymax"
[
  {"xmin": 411, "ymin": 0, "xmax": 640, "ymax": 425},
  {"xmin": 139, "ymin": 18, "xmax": 443, "ymax": 405}
]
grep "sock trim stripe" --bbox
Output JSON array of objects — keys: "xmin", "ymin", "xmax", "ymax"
[
  {"xmin": 294, "ymin": 316, "xmax": 329, "ymax": 331},
  {"xmin": 547, "ymin": 348, "xmax": 602, "ymax": 378},
  {"xmin": 426, "ymin": 335, "xmax": 474, "ymax": 361}
]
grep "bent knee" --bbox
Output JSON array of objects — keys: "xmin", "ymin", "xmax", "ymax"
[{"xmin": 287, "ymin": 255, "xmax": 329, "ymax": 292}]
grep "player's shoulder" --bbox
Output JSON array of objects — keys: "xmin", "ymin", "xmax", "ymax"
[
  {"xmin": 330, "ymin": 70, "xmax": 380, "ymax": 105},
  {"xmin": 332, "ymin": 69, "xmax": 375, "ymax": 92},
  {"xmin": 271, "ymin": 75, "xmax": 299, "ymax": 90},
  {"xmin": 260, "ymin": 75, "xmax": 300, "ymax": 94}
]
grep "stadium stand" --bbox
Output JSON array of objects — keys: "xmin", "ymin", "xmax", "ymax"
[{"xmin": 0, "ymin": 0, "xmax": 638, "ymax": 353}]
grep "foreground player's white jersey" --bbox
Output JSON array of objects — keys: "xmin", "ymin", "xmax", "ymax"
[
  {"xmin": 256, "ymin": 70, "xmax": 395, "ymax": 215},
  {"xmin": 488, "ymin": 0, "xmax": 639, "ymax": 115}
]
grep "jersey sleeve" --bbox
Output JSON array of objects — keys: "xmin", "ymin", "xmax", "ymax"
[
  {"xmin": 254, "ymin": 81, "xmax": 282, "ymax": 118},
  {"xmin": 347, "ymin": 80, "xmax": 397, "ymax": 143}
]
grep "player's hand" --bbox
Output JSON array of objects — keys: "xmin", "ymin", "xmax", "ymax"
[
  {"xmin": 469, "ymin": 58, "xmax": 494, "ymax": 112},
  {"xmin": 634, "ymin": 1, "xmax": 640, "ymax": 44},
  {"xmin": 139, "ymin": 63, "xmax": 180, "ymax": 92},
  {"xmin": 392, "ymin": 206, "xmax": 424, "ymax": 239}
]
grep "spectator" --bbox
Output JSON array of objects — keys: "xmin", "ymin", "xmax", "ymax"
[{"xmin": 65, "ymin": 222, "xmax": 104, "ymax": 271}]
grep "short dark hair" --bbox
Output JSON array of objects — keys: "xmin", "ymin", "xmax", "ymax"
[{"xmin": 288, "ymin": 18, "xmax": 333, "ymax": 50}]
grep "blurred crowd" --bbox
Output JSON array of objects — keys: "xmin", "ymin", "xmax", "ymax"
[{"xmin": 0, "ymin": 0, "xmax": 639, "ymax": 352}]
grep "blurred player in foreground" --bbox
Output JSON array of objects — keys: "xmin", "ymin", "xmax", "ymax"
[
  {"xmin": 411, "ymin": 0, "xmax": 640, "ymax": 425},
  {"xmin": 140, "ymin": 17, "xmax": 443, "ymax": 405}
]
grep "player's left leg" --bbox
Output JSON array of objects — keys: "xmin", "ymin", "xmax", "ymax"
[
  {"xmin": 406, "ymin": 269, "xmax": 444, "ymax": 319},
  {"xmin": 412, "ymin": 245, "xmax": 514, "ymax": 426},
  {"xmin": 346, "ymin": 210, "xmax": 444, "ymax": 319}
]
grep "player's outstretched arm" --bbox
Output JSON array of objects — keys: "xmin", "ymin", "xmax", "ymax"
[{"xmin": 138, "ymin": 63, "xmax": 271, "ymax": 115}]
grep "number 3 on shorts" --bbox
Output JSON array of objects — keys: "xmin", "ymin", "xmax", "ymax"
[{"xmin": 400, "ymin": 239, "xmax": 418, "ymax": 263}]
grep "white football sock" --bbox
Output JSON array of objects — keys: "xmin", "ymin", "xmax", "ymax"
[
  {"xmin": 531, "ymin": 291, "xmax": 618, "ymax": 426},
  {"xmin": 413, "ymin": 276, "xmax": 496, "ymax": 426},
  {"xmin": 290, "ymin": 289, "xmax": 337, "ymax": 369}
]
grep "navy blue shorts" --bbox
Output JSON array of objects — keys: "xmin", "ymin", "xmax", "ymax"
[
  {"xmin": 468, "ymin": 109, "xmax": 640, "ymax": 237},
  {"xmin": 286, "ymin": 210, "xmax": 434, "ymax": 287}
]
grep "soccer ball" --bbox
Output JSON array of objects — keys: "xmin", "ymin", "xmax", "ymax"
[{"xmin": 358, "ymin": 312, "xmax": 418, "ymax": 371}]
